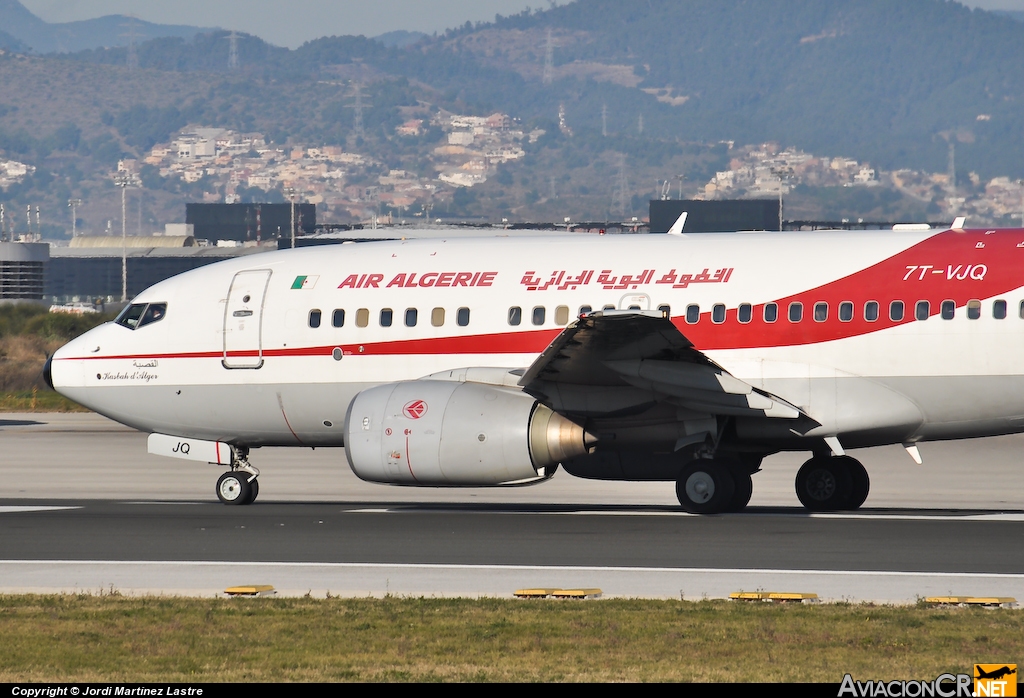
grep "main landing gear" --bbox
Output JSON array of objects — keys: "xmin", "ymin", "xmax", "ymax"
[
  {"xmin": 674, "ymin": 453, "xmax": 870, "ymax": 514},
  {"xmin": 675, "ymin": 458, "xmax": 755, "ymax": 514},
  {"xmin": 216, "ymin": 447, "xmax": 260, "ymax": 505},
  {"xmin": 794, "ymin": 454, "xmax": 869, "ymax": 512}
]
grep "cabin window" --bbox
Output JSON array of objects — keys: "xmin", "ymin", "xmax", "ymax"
[
  {"xmin": 628, "ymin": 304, "xmax": 641, "ymax": 310},
  {"xmin": 115, "ymin": 303, "xmax": 147, "ymax": 329},
  {"xmin": 431, "ymin": 307, "xmax": 445, "ymax": 327},
  {"xmin": 890, "ymin": 301, "xmax": 904, "ymax": 322},
  {"xmin": 839, "ymin": 302, "xmax": 853, "ymax": 322},
  {"xmin": 865, "ymin": 301, "xmax": 879, "ymax": 322},
  {"xmin": 788, "ymin": 302, "xmax": 803, "ymax": 323},
  {"xmin": 457, "ymin": 307, "xmax": 471, "ymax": 326},
  {"xmin": 814, "ymin": 302, "xmax": 828, "ymax": 322},
  {"xmin": 380, "ymin": 308, "xmax": 393, "ymax": 327},
  {"xmin": 309, "ymin": 309, "xmax": 322, "ymax": 328},
  {"xmin": 994, "ymin": 300, "xmax": 1007, "ymax": 320},
  {"xmin": 764, "ymin": 303, "xmax": 778, "ymax": 323},
  {"xmin": 332, "ymin": 309, "xmax": 345, "ymax": 327},
  {"xmin": 712, "ymin": 304, "xmax": 726, "ymax": 324},
  {"xmin": 603, "ymin": 304, "xmax": 615, "ymax": 311},
  {"xmin": 405, "ymin": 308, "xmax": 418, "ymax": 327},
  {"xmin": 508, "ymin": 306, "xmax": 522, "ymax": 326},
  {"xmin": 941, "ymin": 300, "xmax": 955, "ymax": 320},
  {"xmin": 532, "ymin": 306, "xmax": 546, "ymax": 325},
  {"xmin": 658, "ymin": 304, "xmax": 671, "ymax": 317},
  {"xmin": 579, "ymin": 305, "xmax": 592, "ymax": 316},
  {"xmin": 737, "ymin": 304, "xmax": 752, "ymax": 323},
  {"xmin": 915, "ymin": 301, "xmax": 930, "ymax": 321},
  {"xmin": 1019, "ymin": 301, "xmax": 1024, "ymax": 319},
  {"xmin": 685, "ymin": 304, "xmax": 700, "ymax": 324},
  {"xmin": 356, "ymin": 308, "xmax": 369, "ymax": 327},
  {"xmin": 967, "ymin": 300, "xmax": 982, "ymax": 320},
  {"xmin": 555, "ymin": 305, "xmax": 570, "ymax": 325},
  {"xmin": 138, "ymin": 303, "xmax": 167, "ymax": 328}
]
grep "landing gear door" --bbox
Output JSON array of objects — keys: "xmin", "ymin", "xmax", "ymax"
[{"xmin": 223, "ymin": 269, "xmax": 272, "ymax": 369}]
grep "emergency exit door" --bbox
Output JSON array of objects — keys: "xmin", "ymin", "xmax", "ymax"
[{"xmin": 223, "ymin": 269, "xmax": 271, "ymax": 369}]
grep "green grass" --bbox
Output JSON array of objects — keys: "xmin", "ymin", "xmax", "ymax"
[
  {"xmin": 0, "ymin": 595, "xmax": 1020, "ymax": 682},
  {"xmin": 0, "ymin": 389, "xmax": 88, "ymax": 412}
]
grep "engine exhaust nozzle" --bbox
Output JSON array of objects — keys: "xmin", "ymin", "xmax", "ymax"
[{"xmin": 528, "ymin": 404, "xmax": 595, "ymax": 469}]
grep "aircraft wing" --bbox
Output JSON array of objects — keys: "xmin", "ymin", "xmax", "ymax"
[{"xmin": 518, "ymin": 310, "xmax": 804, "ymax": 420}]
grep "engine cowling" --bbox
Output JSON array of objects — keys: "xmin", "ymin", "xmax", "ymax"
[{"xmin": 344, "ymin": 380, "xmax": 591, "ymax": 485}]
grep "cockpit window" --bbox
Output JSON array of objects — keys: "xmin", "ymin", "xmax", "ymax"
[
  {"xmin": 115, "ymin": 303, "xmax": 146, "ymax": 329},
  {"xmin": 115, "ymin": 302, "xmax": 167, "ymax": 330},
  {"xmin": 139, "ymin": 303, "xmax": 167, "ymax": 328}
]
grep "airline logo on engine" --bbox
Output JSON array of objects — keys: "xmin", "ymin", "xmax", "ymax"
[{"xmin": 403, "ymin": 400, "xmax": 428, "ymax": 420}]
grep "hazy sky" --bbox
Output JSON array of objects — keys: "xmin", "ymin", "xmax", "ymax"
[{"xmin": 18, "ymin": 0, "xmax": 1024, "ymax": 48}]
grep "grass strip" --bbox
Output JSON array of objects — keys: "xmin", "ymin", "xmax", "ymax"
[
  {"xmin": 0, "ymin": 389, "xmax": 88, "ymax": 412},
  {"xmin": 1, "ymin": 595, "xmax": 1020, "ymax": 682}
]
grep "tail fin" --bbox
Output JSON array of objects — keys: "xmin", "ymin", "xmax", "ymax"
[{"xmin": 667, "ymin": 212, "xmax": 687, "ymax": 236}]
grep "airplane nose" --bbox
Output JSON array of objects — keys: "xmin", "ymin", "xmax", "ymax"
[{"xmin": 43, "ymin": 354, "xmax": 54, "ymax": 391}]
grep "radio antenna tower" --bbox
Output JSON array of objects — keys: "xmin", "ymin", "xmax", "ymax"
[
  {"xmin": 612, "ymin": 154, "xmax": 630, "ymax": 220},
  {"xmin": 227, "ymin": 31, "xmax": 240, "ymax": 70},
  {"xmin": 542, "ymin": 28, "xmax": 554, "ymax": 85},
  {"xmin": 346, "ymin": 63, "xmax": 371, "ymax": 141},
  {"xmin": 121, "ymin": 16, "xmax": 139, "ymax": 72},
  {"xmin": 347, "ymin": 82, "xmax": 368, "ymax": 139}
]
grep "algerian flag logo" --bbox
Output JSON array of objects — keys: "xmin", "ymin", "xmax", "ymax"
[{"xmin": 291, "ymin": 275, "xmax": 319, "ymax": 289}]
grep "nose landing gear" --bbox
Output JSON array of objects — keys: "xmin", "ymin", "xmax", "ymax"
[{"xmin": 216, "ymin": 447, "xmax": 260, "ymax": 505}]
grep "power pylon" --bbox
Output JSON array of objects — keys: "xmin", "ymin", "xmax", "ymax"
[
  {"xmin": 227, "ymin": 31, "xmax": 239, "ymax": 70},
  {"xmin": 542, "ymin": 29, "xmax": 554, "ymax": 85},
  {"xmin": 120, "ymin": 16, "xmax": 140, "ymax": 72}
]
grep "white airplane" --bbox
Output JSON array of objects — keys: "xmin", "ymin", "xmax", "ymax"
[{"xmin": 45, "ymin": 219, "xmax": 1024, "ymax": 513}]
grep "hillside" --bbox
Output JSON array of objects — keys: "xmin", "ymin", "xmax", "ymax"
[
  {"xmin": 40, "ymin": 0, "xmax": 1024, "ymax": 178},
  {"xmin": 0, "ymin": 0, "xmax": 213, "ymax": 53},
  {"xmin": 1, "ymin": 0, "xmax": 1023, "ymax": 233}
]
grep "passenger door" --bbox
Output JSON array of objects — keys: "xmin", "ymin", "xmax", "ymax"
[{"xmin": 223, "ymin": 269, "xmax": 271, "ymax": 369}]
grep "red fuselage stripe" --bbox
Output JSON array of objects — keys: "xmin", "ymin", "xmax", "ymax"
[{"xmin": 56, "ymin": 230, "xmax": 1024, "ymax": 362}]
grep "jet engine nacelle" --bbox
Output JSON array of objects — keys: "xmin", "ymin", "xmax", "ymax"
[{"xmin": 344, "ymin": 380, "xmax": 590, "ymax": 485}]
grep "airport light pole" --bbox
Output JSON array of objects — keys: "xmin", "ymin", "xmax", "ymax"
[
  {"xmin": 115, "ymin": 173, "xmax": 130, "ymax": 302},
  {"xmin": 68, "ymin": 199, "xmax": 82, "ymax": 238},
  {"xmin": 771, "ymin": 168, "xmax": 789, "ymax": 231},
  {"xmin": 284, "ymin": 187, "xmax": 296, "ymax": 248},
  {"xmin": 1017, "ymin": 180, "xmax": 1024, "ymax": 227}
]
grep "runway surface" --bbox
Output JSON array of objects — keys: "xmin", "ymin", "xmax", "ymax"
[{"xmin": 2, "ymin": 413, "xmax": 1023, "ymax": 602}]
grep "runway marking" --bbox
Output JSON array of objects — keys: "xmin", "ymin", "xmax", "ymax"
[
  {"xmin": 341, "ymin": 507, "xmax": 1024, "ymax": 522},
  {"xmin": 122, "ymin": 501, "xmax": 204, "ymax": 505},
  {"xmin": 1, "ymin": 560, "xmax": 1023, "ymax": 579},
  {"xmin": 0, "ymin": 506, "xmax": 80, "ymax": 514}
]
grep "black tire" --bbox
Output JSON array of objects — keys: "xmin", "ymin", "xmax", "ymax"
[
  {"xmin": 727, "ymin": 468, "xmax": 753, "ymax": 512},
  {"xmin": 216, "ymin": 471, "xmax": 251, "ymax": 505},
  {"xmin": 795, "ymin": 457, "xmax": 853, "ymax": 512},
  {"xmin": 837, "ymin": 456, "xmax": 869, "ymax": 510},
  {"xmin": 676, "ymin": 460, "xmax": 736, "ymax": 514},
  {"xmin": 246, "ymin": 477, "xmax": 260, "ymax": 505}
]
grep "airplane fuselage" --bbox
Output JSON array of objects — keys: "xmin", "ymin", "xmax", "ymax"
[{"xmin": 47, "ymin": 228, "xmax": 1024, "ymax": 510}]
